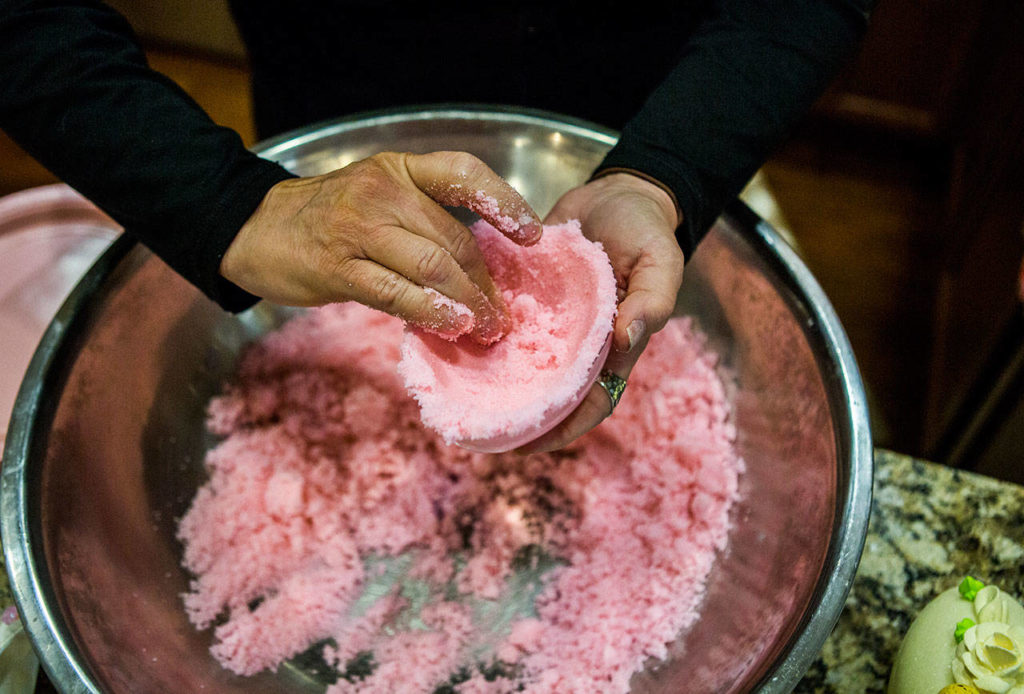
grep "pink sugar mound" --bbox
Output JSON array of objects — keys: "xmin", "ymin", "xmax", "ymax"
[
  {"xmin": 399, "ymin": 219, "xmax": 617, "ymax": 451},
  {"xmin": 178, "ymin": 302, "xmax": 743, "ymax": 694}
]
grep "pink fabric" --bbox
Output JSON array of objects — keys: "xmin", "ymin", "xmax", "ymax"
[
  {"xmin": 399, "ymin": 220, "xmax": 616, "ymax": 449},
  {"xmin": 178, "ymin": 301, "xmax": 742, "ymax": 694},
  {"xmin": 0, "ymin": 184, "xmax": 118, "ymax": 454}
]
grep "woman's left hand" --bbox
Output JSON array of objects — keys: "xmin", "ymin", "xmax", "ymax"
[{"xmin": 516, "ymin": 172, "xmax": 684, "ymax": 453}]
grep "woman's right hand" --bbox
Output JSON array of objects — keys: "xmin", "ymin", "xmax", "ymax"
[{"xmin": 220, "ymin": 151, "xmax": 542, "ymax": 344}]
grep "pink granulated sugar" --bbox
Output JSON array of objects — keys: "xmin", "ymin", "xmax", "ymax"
[
  {"xmin": 398, "ymin": 219, "xmax": 616, "ymax": 447},
  {"xmin": 178, "ymin": 300, "xmax": 743, "ymax": 693}
]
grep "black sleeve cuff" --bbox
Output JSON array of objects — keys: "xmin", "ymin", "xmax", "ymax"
[
  {"xmin": 594, "ymin": 144, "xmax": 708, "ymax": 261},
  {"xmin": 185, "ymin": 155, "xmax": 297, "ymax": 312}
]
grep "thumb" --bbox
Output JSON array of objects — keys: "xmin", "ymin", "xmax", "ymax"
[
  {"xmin": 405, "ymin": 151, "xmax": 543, "ymax": 245},
  {"xmin": 614, "ymin": 247, "xmax": 684, "ymax": 352}
]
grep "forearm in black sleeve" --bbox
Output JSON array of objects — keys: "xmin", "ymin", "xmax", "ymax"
[
  {"xmin": 596, "ymin": 0, "xmax": 873, "ymax": 258},
  {"xmin": 0, "ymin": 0, "xmax": 296, "ymax": 311}
]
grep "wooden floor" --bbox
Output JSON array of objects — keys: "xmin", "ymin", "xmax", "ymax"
[{"xmin": 0, "ymin": 49, "xmax": 945, "ymax": 454}]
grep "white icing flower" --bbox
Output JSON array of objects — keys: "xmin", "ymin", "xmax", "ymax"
[
  {"xmin": 978, "ymin": 587, "xmax": 1024, "ymax": 627},
  {"xmin": 952, "ymin": 586, "xmax": 1024, "ymax": 694}
]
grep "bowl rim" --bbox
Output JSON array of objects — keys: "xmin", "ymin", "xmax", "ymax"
[
  {"xmin": 723, "ymin": 201, "xmax": 873, "ymax": 691},
  {"xmin": 1, "ymin": 212, "xmax": 132, "ymax": 694},
  {"xmin": 252, "ymin": 103, "xmax": 621, "ymax": 163},
  {"xmin": 1, "ymin": 104, "xmax": 872, "ymax": 694}
]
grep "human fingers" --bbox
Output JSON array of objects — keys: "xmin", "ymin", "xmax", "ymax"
[
  {"xmin": 404, "ymin": 151, "xmax": 543, "ymax": 245},
  {"xmin": 358, "ymin": 224, "xmax": 507, "ymax": 343},
  {"xmin": 333, "ymin": 256, "xmax": 476, "ymax": 340},
  {"xmin": 395, "ymin": 195, "xmax": 512, "ymax": 333},
  {"xmin": 612, "ymin": 241, "xmax": 684, "ymax": 353}
]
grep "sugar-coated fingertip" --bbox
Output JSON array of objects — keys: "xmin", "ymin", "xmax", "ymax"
[
  {"xmin": 520, "ymin": 220, "xmax": 544, "ymax": 246},
  {"xmin": 470, "ymin": 326, "xmax": 505, "ymax": 346}
]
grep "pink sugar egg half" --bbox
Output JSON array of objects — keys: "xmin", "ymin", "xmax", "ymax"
[{"xmin": 398, "ymin": 219, "xmax": 617, "ymax": 451}]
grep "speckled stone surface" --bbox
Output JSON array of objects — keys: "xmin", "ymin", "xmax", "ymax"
[
  {"xmin": 0, "ymin": 539, "xmax": 12, "ymax": 611},
  {"xmin": 795, "ymin": 449, "xmax": 1024, "ymax": 693},
  {"xmin": 2, "ymin": 449, "xmax": 1022, "ymax": 693}
]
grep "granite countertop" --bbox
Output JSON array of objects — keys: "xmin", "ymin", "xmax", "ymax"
[
  {"xmin": 3, "ymin": 449, "xmax": 1023, "ymax": 693},
  {"xmin": 796, "ymin": 449, "xmax": 1024, "ymax": 693}
]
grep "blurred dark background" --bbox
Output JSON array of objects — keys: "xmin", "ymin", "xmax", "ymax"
[{"xmin": 1, "ymin": 0, "xmax": 1021, "ymax": 483}]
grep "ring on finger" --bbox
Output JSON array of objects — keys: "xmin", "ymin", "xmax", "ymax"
[{"xmin": 597, "ymin": 370, "xmax": 628, "ymax": 414}]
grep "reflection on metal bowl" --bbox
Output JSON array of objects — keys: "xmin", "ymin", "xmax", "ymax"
[{"xmin": 1, "ymin": 106, "xmax": 871, "ymax": 694}]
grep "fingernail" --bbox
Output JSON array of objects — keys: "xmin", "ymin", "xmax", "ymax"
[
  {"xmin": 472, "ymin": 294, "xmax": 510, "ymax": 345},
  {"xmin": 473, "ymin": 318, "xmax": 506, "ymax": 345},
  {"xmin": 471, "ymin": 304, "xmax": 507, "ymax": 345},
  {"xmin": 626, "ymin": 319, "xmax": 645, "ymax": 351},
  {"xmin": 518, "ymin": 217, "xmax": 543, "ymax": 246}
]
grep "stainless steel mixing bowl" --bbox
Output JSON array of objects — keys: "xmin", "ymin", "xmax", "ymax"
[{"xmin": 1, "ymin": 106, "xmax": 872, "ymax": 693}]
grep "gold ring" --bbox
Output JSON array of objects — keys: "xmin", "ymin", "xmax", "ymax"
[{"xmin": 597, "ymin": 370, "xmax": 627, "ymax": 413}]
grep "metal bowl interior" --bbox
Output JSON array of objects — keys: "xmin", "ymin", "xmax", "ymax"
[{"xmin": 1, "ymin": 106, "xmax": 872, "ymax": 694}]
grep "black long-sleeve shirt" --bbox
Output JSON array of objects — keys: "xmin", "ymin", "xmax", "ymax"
[{"xmin": 0, "ymin": 0, "xmax": 871, "ymax": 311}]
